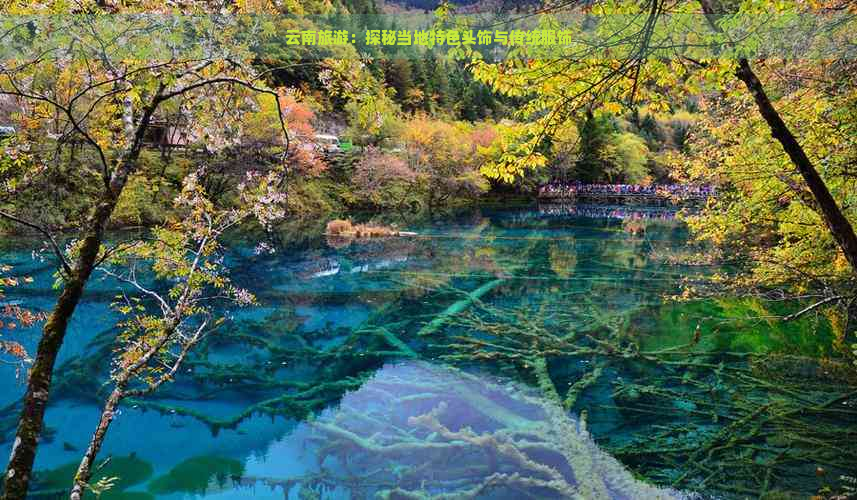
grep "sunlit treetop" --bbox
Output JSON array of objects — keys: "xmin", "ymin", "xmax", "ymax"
[{"xmin": 457, "ymin": 0, "xmax": 857, "ymax": 180}]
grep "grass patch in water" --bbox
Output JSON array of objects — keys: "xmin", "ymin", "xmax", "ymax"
[
  {"xmin": 147, "ymin": 455, "xmax": 244, "ymax": 495},
  {"xmin": 638, "ymin": 298, "xmax": 840, "ymax": 357},
  {"xmin": 31, "ymin": 454, "xmax": 153, "ymax": 499}
]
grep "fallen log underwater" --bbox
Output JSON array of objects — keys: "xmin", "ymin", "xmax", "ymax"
[{"xmin": 416, "ymin": 278, "xmax": 507, "ymax": 337}]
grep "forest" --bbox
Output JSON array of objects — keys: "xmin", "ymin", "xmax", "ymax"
[{"xmin": 1, "ymin": 0, "xmax": 856, "ymax": 499}]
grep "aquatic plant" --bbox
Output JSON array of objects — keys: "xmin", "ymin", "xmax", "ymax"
[
  {"xmin": 430, "ymin": 292, "xmax": 857, "ymax": 498},
  {"xmin": 324, "ymin": 219, "xmax": 414, "ymax": 249},
  {"xmin": 326, "ymin": 219, "xmax": 412, "ymax": 238}
]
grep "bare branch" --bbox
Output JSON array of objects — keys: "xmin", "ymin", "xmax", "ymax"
[
  {"xmin": 0, "ymin": 209, "xmax": 72, "ymax": 277},
  {"xmin": 98, "ymin": 266, "xmax": 173, "ymax": 317},
  {"xmin": 124, "ymin": 317, "xmax": 209, "ymax": 397},
  {"xmin": 783, "ymin": 295, "xmax": 845, "ymax": 321}
]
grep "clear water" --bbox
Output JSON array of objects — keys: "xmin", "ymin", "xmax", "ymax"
[{"xmin": 1, "ymin": 205, "xmax": 855, "ymax": 499}]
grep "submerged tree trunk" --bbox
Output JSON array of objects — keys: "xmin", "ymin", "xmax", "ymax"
[
  {"xmin": 733, "ymin": 58, "xmax": 857, "ymax": 273},
  {"xmin": 417, "ymin": 278, "xmax": 506, "ymax": 337}
]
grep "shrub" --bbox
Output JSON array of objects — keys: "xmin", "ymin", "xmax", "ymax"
[
  {"xmin": 352, "ymin": 146, "xmax": 418, "ymax": 209},
  {"xmin": 326, "ymin": 219, "xmax": 353, "ymax": 235},
  {"xmin": 400, "ymin": 116, "xmax": 490, "ymax": 208},
  {"xmin": 325, "ymin": 219, "xmax": 397, "ymax": 238},
  {"xmin": 352, "ymin": 223, "xmax": 397, "ymax": 237}
]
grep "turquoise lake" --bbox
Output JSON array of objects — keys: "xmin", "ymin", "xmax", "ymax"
[{"xmin": 1, "ymin": 205, "xmax": 855, "ymax": 499}]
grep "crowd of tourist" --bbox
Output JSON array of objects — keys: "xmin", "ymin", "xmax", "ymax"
[{"xmin": 538, "ymin": 182, "xmax": 716, "ymax": 199}]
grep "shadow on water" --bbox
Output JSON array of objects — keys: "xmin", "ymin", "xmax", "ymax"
[{"xmin": 1, "ymin": 205, "xmax": 855, "ymax": 499}]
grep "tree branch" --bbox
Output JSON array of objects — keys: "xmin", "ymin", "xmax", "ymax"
[
  {"xmin": 783, "ymin": 295, "xmax": 845, "ymax": 321},
  {"xmin": 0, "ymin": 210, "xmax": 72, "ymax": 277}
]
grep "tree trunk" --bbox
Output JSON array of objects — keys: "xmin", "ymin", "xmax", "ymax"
[
  {"xmin": 734, "ymin": 58, "xmax": 857, "ymax": 274},
  {"xmin": 1, "ymin": 82, "xmax": 160, "ymax": 498},
  {"xmin": 69, "ymin": 385, "xmax": 125, "ymax": 500},
  {"xmin": 69, "ymin": 319, "xmax": 178, "ymax": 499},
  {"xmin": 696, "ymin": 0, "xmax": 857, "ymax": 275},
  {"xmin": 1, "ymin": 196, "xmax": 119, "ymax": 500}
]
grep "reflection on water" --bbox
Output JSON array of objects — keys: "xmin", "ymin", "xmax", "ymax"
[
  {"xmin": 538, "ymin": 203, "xmax": 680, "ymax": 220},
  {"xmin": 1, "ymin": 206, "xmax": 855, "ymax": 499},
  {"xmin": 235, "ymin": 361, "xmax": 693, "ymax": 499}
]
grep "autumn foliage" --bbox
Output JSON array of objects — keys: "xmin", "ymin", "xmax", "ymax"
[
  {"xmin": 352, "ymin": 147, "xmax": 417, "ymax": 209},
  {"xmin": 400, "ymin": 116, "xmax": 491, "ymax": 208},
  {"xmin": 325, "ymin": 219, "xmax": 399, "ymax": 238},
  {"xmin": 0, "ymin": 265, "xmax": 42, "ymax": 368},
  {"xmin": 241, "ymin": 90, "xmax": 327, "ymax": 176}
]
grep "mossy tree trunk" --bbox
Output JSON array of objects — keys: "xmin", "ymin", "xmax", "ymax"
[
  {"xmin": 1, "ymin": 97, "xmax": 160, "ymax": 499},
  {"xmin": 1, "ymin": 194, "xmax": 121, "ymax": 500}
]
